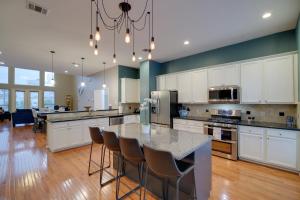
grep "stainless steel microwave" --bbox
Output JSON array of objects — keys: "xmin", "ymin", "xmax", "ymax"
[{"xmin": 208, "ymin": 86, "xmax": 240, "ymax": 103}]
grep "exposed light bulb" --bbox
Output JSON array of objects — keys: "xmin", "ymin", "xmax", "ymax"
[
  {"xmin": 95, "ymin": 27, "xmax": 101, "ymax": 41},
  {"xmin": 150, "ymin": 37, "xmax": 155, "ymax": 50},
  {"xmin": 81, "ymin": 82, "xmax": 85, "ymax": 87},
  {"xmin": 125, "ymin": 28, "xmax": 130, "ymax": 43},
  {"xmin": 113, "ymin": 54, "xmax": 116, "ymax": 64},
  {"xmin": 89, "ymin": 34, "xmax": 94, "ymax": 47},
  {"xmin": 132, "ymin": 52, "xmax": 136, "ymax": 62},
  {"xmin": 102, "ymin": 83, "xmax": 107, "ymax": 88},
  {"xmin": 148, "ymin": 51, "xmax": 152, "ymax": 60},
  {"xmin": 94, "ymin": 44, "xmax": 98, "ymax": 55}
]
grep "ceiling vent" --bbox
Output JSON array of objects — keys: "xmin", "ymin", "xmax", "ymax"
[{"xmin": 26, "ymin": 1, "xmax": 48, "ymax": 15}]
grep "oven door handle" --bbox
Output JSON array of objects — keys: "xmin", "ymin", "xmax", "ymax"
[{"xmin": 204, "ymin": 125, "xmax": 236, "ymax": 132}]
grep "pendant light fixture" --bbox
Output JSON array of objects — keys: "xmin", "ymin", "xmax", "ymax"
[
  {"xmin": 89, "ymin": 0, "xmax": 94, "ymax": 47},
  {"xmin": 113, "ymin": 19, "xmax": 117, "ymax": 64},
  {"xmin": 81, "ymin": 57, "xmax": 85, "ymax": 87},
  {"xmin": 150, "ymin": 0, "xmax": 155, "ymax": 50},
  {"xmin": 132, "ymin": 20, "xmax": 136, "ymax": 62},
  {"xmin": 50, "ymin": 50, "xmax": 55, "ymax": 86},
  {"xmin": 89, "ymin": 0, "xmax": 156, "ymax": 63},
  {"xmin": 147, "ymin": 12, "xmax": 152, "ymax": 60},
  {"xmin": 102, "ymin": 62, "xmax": 107, "ymax": 88}
]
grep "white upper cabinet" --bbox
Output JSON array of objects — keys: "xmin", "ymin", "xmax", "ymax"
[
  {"xmin": 263, "ymin": 55, "xmax": 295, "ymax": 104},
  {"xmin": 165, "ymin": 74, "xmax": 177, "ymax": 90},
  {"xmin": 157, "ymin": 76, "xmax": 166, "ymax": 90},
  {"xmin": 121, "ymin": 78, "xmax": 140, "ymax": 103},
  {"xmin": 241, "ymin": 61, "xmax": 263, "ymax": 103},
  {"xmin": 208, "ymin": 64, "xmax": 240, "ymax": 87},
  {"xmin": 191, "ymin": 69, "xmax": 208, "ymax": 103},
  {"xmin": 177, "ymin": 72, "xmax": 192, "ymax": 103}
]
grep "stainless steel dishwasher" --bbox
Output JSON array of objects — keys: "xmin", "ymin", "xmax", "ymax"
[{"xmin": 109, "ymin": 116, "xmax": 124, "ymax": 125}]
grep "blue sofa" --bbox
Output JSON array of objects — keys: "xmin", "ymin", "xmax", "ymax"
[{"xmin": 11, "ymin": 109, "xmax": 34, "ymax": 127}]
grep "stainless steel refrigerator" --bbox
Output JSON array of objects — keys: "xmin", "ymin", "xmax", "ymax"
[{"xmin": 150, "ymin": 90, "xmax": 178, "ymax": 128}]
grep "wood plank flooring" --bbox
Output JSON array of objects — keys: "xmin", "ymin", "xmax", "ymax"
[{"xmin": 0, "ymin": 121, "xmax": 300, "ymax": 200}]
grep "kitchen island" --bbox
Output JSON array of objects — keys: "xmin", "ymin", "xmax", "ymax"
[{"xmin": 105, "ymin": 123, "xmax": 212, "ymax": 200}]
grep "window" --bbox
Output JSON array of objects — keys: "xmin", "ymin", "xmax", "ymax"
[
  {"xmin": 15, "ymin": 68, "xmax": 40, "ymax": 86},
  {"xmin": 44, "ymin": 71, "xmax": 55, "ymax": 87},
  {"xmin": 0, "ymin": 89, "xmax": 9, "ymax": 111},
  {"xmin": 15, "ymin": 91, "xmax": 25, "ymax": 109},
  {"xmin": 30, "ymin": 91, "xmax": 39, "ymax": 109},
  {"xmin": 0, "ymin": 66, "xmax": 8, "ymax": 84},
  {"xmin": 44, "ymin": 91, "xmax": 55, "ymax": 109}
]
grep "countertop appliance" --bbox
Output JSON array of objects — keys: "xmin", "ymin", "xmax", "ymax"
[
  {"xmin": 109, "ymin": 116, "xmax": 124, "ymax": 125},
  {"xmin": 151, "ymin": 90, "xmax": 178, "ymax": 128},
  {"xmin": 208, "ymin": 86, "xmax": 240, "ymax": 104},
  {"xmin": 203, "ymin": 109, "xmax": 241, "ymax": 160}
]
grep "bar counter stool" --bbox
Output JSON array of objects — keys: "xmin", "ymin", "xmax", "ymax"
[
  {"xmin": 101, "ymin": 131, "xmax": 122, "ymax": 190},
  {"xmin": 88, "ymin": 127, "xmax": 110, "ymax": 176},
  {"xmin": 118, "ymin": 137, "xmax": 146, "ymax": 200},
  {"xmin": 143, "ymin": 145, "xmax": 195, "ymax": 200}
]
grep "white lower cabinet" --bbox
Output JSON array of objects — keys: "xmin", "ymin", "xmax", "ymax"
[
  {"xmin": 173, "ymin": 119, "xmax": 204, "ymax": 134},
  {"xmin": 239, "ymin": 132, "xmax": 264, "ymax": 162},
  {"xmin": 48, "ymin": 117, "xmax": 109, "ymax": 152},
  {"xmin": 239, "ymin": 125, "xmax": 299, "ymax": 171}
]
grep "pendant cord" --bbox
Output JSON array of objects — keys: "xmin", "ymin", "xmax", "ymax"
[
  {"xmin": 81, "ymin": 58, "xmax": 84, "ymax": 82},
  {"xmin": 148, "ymin": 12, "xmax": 151, "ymax": 49},
  {"xmin": 132, "ymin": 20, "xmax": 135, "ymax": 53},
  {"xmin": 151, "ymin": 0, "xmax": 153, "ymax": 37},
  {"xmin": 90, "ymin": 0, "xmax": 93, "ymax": 34},
  {"xmin": 114, "ymin": 20, "xmax": 116, "ymax": 55}
]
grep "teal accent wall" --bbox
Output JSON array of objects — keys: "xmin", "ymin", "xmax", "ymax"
[
  {"xmin": 161, "ymin": 29, "xmax": 297, "ymax": 74},
  {"xmin": 139, "ymin": 61, "xmax": 162, "ymax": 123},
  {"xmin": 297, "ymin": 17, "xmax": 300, "ymax": 101},
  {"xmin": 118, "ymin": 65, "xmax": 139, "ymax": 102}
]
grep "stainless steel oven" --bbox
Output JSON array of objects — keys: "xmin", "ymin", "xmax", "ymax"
[
  {"xmin": 204, "ymin": 123, "xmax": 237, "ymax": 160},
  {"xmin": 208, "ymin": 86, "xmax": 240, "ymax": 104}
]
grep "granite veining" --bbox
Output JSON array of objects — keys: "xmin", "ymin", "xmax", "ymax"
[{"xmin": 104, "ymin": 123, "xmax": 212, "ymax": 160}]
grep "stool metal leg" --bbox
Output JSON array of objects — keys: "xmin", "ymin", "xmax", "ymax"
[
  {"xmin": 89, "ymin": 144, "xmax": 109, "ymax": 176},
  {"xmin": 143, "ymin": 165, "xmax": 149, "ymax": 200}
]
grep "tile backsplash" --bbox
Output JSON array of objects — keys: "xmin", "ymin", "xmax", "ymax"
[{"xmin": 183, "ymin": 104, "xmax": 297, "ymax": 124}]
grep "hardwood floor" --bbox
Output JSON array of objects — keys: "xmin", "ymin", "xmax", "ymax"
[{"xmin": 0, "ymin": 121, "xmax": 300, "ymax": 200}]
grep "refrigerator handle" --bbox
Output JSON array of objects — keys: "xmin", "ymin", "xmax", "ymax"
[{"xmin": 157, "ymin": 98, "xmax": 160, "ymax": 114}]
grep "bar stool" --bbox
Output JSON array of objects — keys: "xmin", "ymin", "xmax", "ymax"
[
  {"xmin": 118, "ymin": 137, "xmax": 145, "ymax": 200},
  {"xmin": 88, "ymin": 127, "xmax": 111, "ymax": 176},
  {"xmin": 143, "ymin": 145, "xmax": 195, "ymax": 200},
  {"xmin": 101, "ymin": 131, "xmax": 122, "ymax": 190}
]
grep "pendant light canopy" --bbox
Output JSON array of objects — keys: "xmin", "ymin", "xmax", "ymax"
[
  {"xmin": 81, "ymin": 57, "xmax": 85, "ymax": 87},
  {"xmin": 50, "ymin": 50, "xmax": 55, "ymax": 86},
  {"xmin": 89, "ymin": 0, "xmax": 155, "ymax": 62}
]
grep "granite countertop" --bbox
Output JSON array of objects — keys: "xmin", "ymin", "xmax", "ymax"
[
  {"xmin": 38, "ymin": 109, "xmax": 118, "ymax": 116},
  {"xmin": 104, "ymin": 123, "xmax": 212, "ymax": 160},
  {"xmin": 175, "ymin": 116, "xmax": 300, "ymax": 131},
  {"xmin": 47, "ymin": 112, "xmax": 140, "ymax": 123}
]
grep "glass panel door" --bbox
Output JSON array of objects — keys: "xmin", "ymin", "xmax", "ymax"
[
  {"xmin": 30, "ymin": 91, "xmax": 39, "ymax": 109},
  {"xmin": 15, "ymin": 91, "xmax": 25, "ymax": 109}
]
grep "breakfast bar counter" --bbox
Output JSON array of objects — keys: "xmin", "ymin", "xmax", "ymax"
[{"xmin": 104, "ymin": 123, "xmax": 212, "ymax": 200}]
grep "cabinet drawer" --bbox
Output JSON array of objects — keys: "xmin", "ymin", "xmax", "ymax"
[
  {"xmin": 267, "ymin": 129, "xmax": 297, "ymax": 139},
  {"xmin": 173, "ymin": 119, "xmax": 187, "ymax": 125},
  {"xmin": 239, "ymin": 126, "xmax": 264, "ymax": 135},
  {"xmin": 186, "ymin": 120, "xmax": 204, "ymax": 127}
]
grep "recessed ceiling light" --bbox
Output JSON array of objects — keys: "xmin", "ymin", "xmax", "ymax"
[
  {"xmin": 0, "ymin": 61, "xmax": 5, "ymax": 65},
  {"xmin": 184, "ymin": 40, "xmax": 190, "ymax": 45},
  {"xmin": 138, "ymin": 57, "xmax": 143, "ymax": 60},
  {"xmin": 64, "ymin": 70, "xmax": 68, "ymax": 73},
  {"xmin": 262, "ymin": 12, "xmax": 272, "ymax": 19}
]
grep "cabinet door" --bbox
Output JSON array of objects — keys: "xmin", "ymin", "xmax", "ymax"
[
  {"xmin": 121, "ymin": 78, "xmax": 139, "ymax": 103},
  {"xmin": 51, "ymin": 127, "xmax": 70, "ymax": 150},
  {"xmin": 263, "ymin": 55, "xmax": 294, "ymax": 103},
  {"xmin": 266, "ymin": 136, "xmax": 297, "ymax": 169},
  {"xmin": 68, "ymin": 125, "xmax": 83, "ymax": 146},
  {"xmin": 157, "ymin": 76, "xmax": 166, "ymax": 90},
  {"xmin": 239, "ymin": 132, "xmax": 264, "ymax": 161},
  {"xmin": 191, "ymin": 69, "xmax": 208, "ymax": 103},
  {"xmin": 177, "ymin": 72, "xmax": 192, "ymax": 103},
  {"xmin": 165, "ymin": 74, "xmax": 177, "ymax": 90},
  {"xmin": 241, "ymin": 61, "xmax": 263, "ymax": 103},
  {"xmin": 208, "ymin": 64, "xmax": 240, "ymax": 87}
]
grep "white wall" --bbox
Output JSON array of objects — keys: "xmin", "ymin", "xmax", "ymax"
[{"xmin": 75, "ymin": 66, "xmax": 119, "ymax": 110}]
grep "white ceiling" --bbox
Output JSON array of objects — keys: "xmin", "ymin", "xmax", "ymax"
[{"xmin": 0, "ymin": 0, "xmax": 299, "ymax": 75}]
